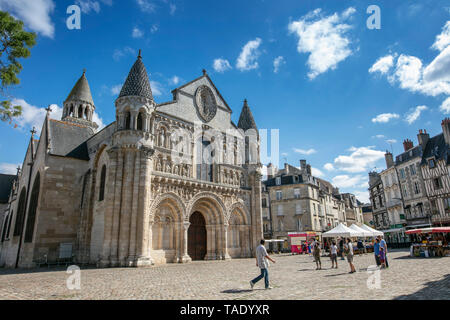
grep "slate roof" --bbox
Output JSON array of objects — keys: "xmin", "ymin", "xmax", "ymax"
[
  {"xmin": 421, "ymin": 133, "xmax": 450, "ymax": 165},
  {"xmin": 65, "ymin": 71, "xmax": 94, "ymax": 105},
  {"xmin": 119, "ymin": 53, "xmax": 153, "ymax": 100},
  {"xmin": 237, "ymin": 99, "xmax": 257, "ymax": 131},
  {"xmin": 395, "ymin": 145, "xmax": 423, "ymax": 165},
  {"xmin": 48, "ymin": 119, "xmax": 93, "ymax": 160},
  {"xmin": 0, "ymin": 174, "xmax": 16, "ymax": 204}
]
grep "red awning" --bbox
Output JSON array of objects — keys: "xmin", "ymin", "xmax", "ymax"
[{"xmin": 405, "ymin": 227, "xmax": 450, "ymax": 234}]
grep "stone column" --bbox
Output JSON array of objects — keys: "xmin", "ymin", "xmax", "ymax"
[
  {"xmin": 135, "ymin": 148, "xmax": 154, "ymax": 267},
  {"xmin": 223, "ymin": 223, "xmax": 231, "ymax": 260},
  {"xmin": 127, "ymin": 150, "xmax": 140, "ymax": 266},
  {"xmin": 99, "ymin": 148, "xmax": 118, "ymax": 267},
  {"xmin": 205, "ymin": 225, "xmax": 216, "ymax": 260},
  {"xmin": 81, "ymin": 105, "xmax": 86, "ymax": 119},
  {"xmin": 118, "ymin": 150, "xmax": 133, "ymax": 266},
  {"xmin": 181, "ymin": 222, "xmax": 191, "ymax": 263},
  {"xmin": 109, "ymin": 149, "xmax": 124, "ymax": 267}
]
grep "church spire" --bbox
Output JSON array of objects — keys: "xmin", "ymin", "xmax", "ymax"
[
  {"xmin": 118, "ymin": 50, "xmax": 153, "ymax": 101},
  {"xmin": 237, "ymin": 99, "xmax": 258, "ymax": 131}
]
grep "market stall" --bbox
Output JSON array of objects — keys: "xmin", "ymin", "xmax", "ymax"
[
  {"xmin": 405, "ymin": 227, "xmax": 450, "ymax": 257},
  {"xmin": 264, "ymin": 239, "xmax": 286, "ymax": 254},
  {"xmin": 287, "ymin": 232, "xmax": 317, "ymax": 254},
  {"xmin": 359, "ymin": 224, "xmax": 384, "ymax": 237},
  {"xmin": 349, "ymin": 224, "xmax": 376, "ymax": 254}
]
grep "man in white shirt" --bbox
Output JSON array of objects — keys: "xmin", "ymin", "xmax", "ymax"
[
  {"xmin": 345, "ymin": 238, "xmax": 356, "ymax": 273},
  {"xmin": 250, "ymin": 239, "xmax": 276, "ymax": 290}
]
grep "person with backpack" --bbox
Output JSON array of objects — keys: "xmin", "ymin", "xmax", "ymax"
[{"xmin": 314, "ymin": 241, "xmax": 322, "ymax": 270}]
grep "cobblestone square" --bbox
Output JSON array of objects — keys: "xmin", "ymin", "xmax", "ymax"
[{"xmin": 0, "ymin": 249, "xmax": 449, "ymax": 300}]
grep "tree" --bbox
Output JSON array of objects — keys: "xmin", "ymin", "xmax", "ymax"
[{"xmin": 0, "ymin": 11, "xmax": 36, "ymax": 122}]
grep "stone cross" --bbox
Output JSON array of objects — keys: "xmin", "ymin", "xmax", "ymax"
[
  {"xmin": 45, "ymin": 105, "xmax": 52, "ymax": 114},
  {"xmin": 30, "ymin": 127, "xmax": 37, "ymax": 137}
]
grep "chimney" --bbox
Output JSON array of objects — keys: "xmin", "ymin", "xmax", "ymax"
[
  {"xmin": 306, "ymin": 164, "xmax": 312, "ymax": 175},
  {"xmin": 300, "ymin": 159, "xmax": 306, "ymax": 171},
  {"xmin": 403, "ymin": 139, "xmax": 414, "ymax": 152},
  {"xmin": 442, "ymin": 118, "xmax": 450, "ymax": 146},
  {"xmin": 385, "ymin": 151, "xmax": 394, "ymax": 168},
  {"xmin": 267, "ymin": 163, "xmax": 274, "ymax": 180},
  {"xmin": 284, "ymin": 163, "xmax": 289, "ymax": 174},
  {"xmin": 369, "ymin": 171, "xmax": 379, "ymax": 186},
  {"xmin": 417, "ymin": 129, "xmax": 430, "ymax": 148}
]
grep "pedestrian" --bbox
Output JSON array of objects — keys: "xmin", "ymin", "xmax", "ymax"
[
  {"xmin": 250, "ymin": 239, "xmax": 276, "ymax": 290},
  {"xmin": 378, "ymin": 235, "xmax": 389, "ymax": 268},
  {"xmin": 374, "ymin": 238, "xmax": 381, "ymax": 267},
  {"xmin": 379, "ymin": 247, "xmax": 386, "ymax": 269},
  {"xmin": 314, "ymin": 242, "xmax": 321, "ymax": 270},
  {"xmin": 345, "ymin": 238, "xmax": 356, "ymax": 273},
  {"xmin": 357, "ymin": 239, "xmax": 364, "ymax": 255},
  {"xmin": 330, "ymin": 241, "xmax": 338, "ymax": 269},
  {"xmin": 339, "ymin": 238, "xmax": 345, "ymax": 260}
]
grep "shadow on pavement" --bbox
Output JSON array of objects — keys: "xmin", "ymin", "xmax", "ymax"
[
  {"xmin": 324, "ymin": 273, "xmax": 349, "ymax": 277},
  {"xmin": 394, "ymin": 274, "xmax": 450, "ymax": 300},
  {"xmin": 221, "ymin": 289, "xmax": 254, "ymax": 294},
  {"xmin": 0, "ymin": 264, "xmax": 99, "ymax": 276}
]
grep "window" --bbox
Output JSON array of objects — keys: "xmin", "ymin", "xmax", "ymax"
[
  {"xmin": 433, "ymin": 178, "xmax": 442, "ymax": 190},
  {"xmin": 25, "ymin": 173, "xmax": 40, "ymax": 243},
  {"xmin": 410, "ymin": 164, "xmax": 416, "ymax": 175},
  {"xmin": 402, "ymin": 185, "xmax": 408, "ymax": 198},
  {"xmin": 444, "ymin": 198, "xmax": 450, "ymax": 212},
  {"xmin": 399, "ymin": 168, "xmax": 405, "ymax": 179},
  {"xmin": 429, "ymin": 159, "xmax": 435, "ymax": 169},
  {"xmin": 294, "ymin": 188, "xmax": 300, "ymax": 199},
  {"xmin": 14, "ymin": 188, "xmax": 27, "ymax": 237},
  {"xmin": 276, "ymin": 191, "xmax": 282, "ymax": 201},
  {"xmin": 275, "ymin": 177, "xmax": 281, "ymax": 186},
  {"xmin": 125, "ymin": 111, "xmax": 131, "ymax": 130},
  {"xmin": 296, "ymin": 203, "xmax": 302, "ymax": 214},
  {"xmin": 99, "ymin": 165, "xmax": 107, "ymax": 201},
  {"xmin": 137, "ymin": 112, "xmax": 143, "ymax": 131},
  {"xmin": 262, "ymin": 198, "xmax": 267, "ymax": 208},
  {"xmin": 277, "ymin": 205, "xmax": 284, "ymax": 216},
  {"xmin": 414, "ymin": 182, "xmax": 420, "ymax": 195}
]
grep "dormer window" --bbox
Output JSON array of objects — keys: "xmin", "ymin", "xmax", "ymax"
[
  {"xmin": 276, "ymin": 177, "xmax": 281, "ymax": 185},
  {"xmin": 428, "ymin": 159, "xmax": 435, "ymax": 169}
]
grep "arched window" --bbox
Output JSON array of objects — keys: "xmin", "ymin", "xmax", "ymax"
[
  {"xmin": 78, "ymin": 105, "xmax": 83, "ymax": 118},
  {"xmin": 69, "ymin": 105, "xmax": 74, "ymax": 117},
  {"xmin": 25, "ymin": 173, "xmax": 40, "ymax": 243},
  {"xmin": 99, "ymin": 165, "xmax": 106, "ymax": 202},
  {"xmin": 13, "ymin": 188, "xmax": 27, "ymax": 237},
  {"xmin": 125, "ymin": 112, "xmax": 131, "ymax": 130},
  {"xmin": 137, "ymin": 112, "xmax": 143, "ymax": 131},
  {"xmin": 84, "ymin": 107, "xmax": 89, "ymax": 120}
]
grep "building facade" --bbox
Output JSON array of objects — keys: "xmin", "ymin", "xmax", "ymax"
[
  {"xmin": 0, "ymin": 53, "xmax": 264, "ymax": 268},
  {"xmin": 369, "ymin": 171, "xmax": 388, "ymax": 230}
]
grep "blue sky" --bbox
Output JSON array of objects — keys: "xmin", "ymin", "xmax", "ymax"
[{"xmin": 0, "ymin": 0, "xmax": 449, "ymax": 202}]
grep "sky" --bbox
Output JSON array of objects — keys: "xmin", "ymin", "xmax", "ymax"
[{"xmin": 0, "ymin": 0, "xmax": 449, "ymax": 203}]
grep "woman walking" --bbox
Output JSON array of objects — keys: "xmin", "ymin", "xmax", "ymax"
[
  {"xmin": 330, "ymin": 241, "xmax": 338, "ymax": 269},
  {"xmin": 345, "ymin": 238, "xmax": 356, "ymax": 273}
]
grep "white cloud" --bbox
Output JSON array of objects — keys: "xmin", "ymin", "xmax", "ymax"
[
  {"xmin": 169, "ymin": 3, "xmax": 176, "ymax": 15},
  {"xmin": 92, "ymin": 112, "xmax": 105, "ymax": 131},
  {"xmin": 293, "ymin": 148, "xmax": 317, "ymax": 155},
  {"xmin": 150, "ymin": 81, "xmax": 163, "ymax": 96},
  {"xmin": 111, "ymin": 84, "xmax": 122, "ymax": 95},
  {"xmin": 386, "ymin": 139, "xmax": 397, "ymax": 144},
  {"xmin": 169, "ymin": 76, "xmax": 181, "ymax": 86},
  {"xmin": 136, "ymin": 0, "xmax": 156, "ymax": 12},
  {"xmin": 213, "ymin": 58, "xmax": 232, "ymax": 73},
  {"xmin": 75, "ymin": 0, "xmax": 100, "ymax": 13},
  {"xmin": 324, "ymin": 163, "xmax": 335, "ymax": 171},
  {"xmin": 371, "ymin": 113, "xmax": 400, "ymax": 123},
  {"xmin": 236, "ymin": 38, "xmax": 262, "ymax": 71},
  {"xmin": 11, "ymin": 98, "xmax": 105, "ymax": 133},
  {"xmin": 431, "ymin": 21, "xmax": 450, "ymax": 51},
  {"xmin": 405, "ymin": 105, "xmax": 428, "ymax": 124},
  {"xmin": 150, "ymin": 24, "xmax": 159, "ymax": 34},
  {"xmin": 288, "ymin": 7, "xmax": 356, "ymax": 79},
  {"xmin": 371, "ymin": 22, "xmax": 450, "ymax": 97},
  {"xmin": 331, "ymin": 146, "xmax": 385, "ymax": 173},
  {"xmin": 311, "ymin": 167, "xmax": 324, "ymax": 178},
  {"xmin": 113, "ymin": 47, "xmax": 136, "ymax": 61},
  {"xmin": 372, "ymin": 134, "xmax": 385, "ymax": 139},
  {"xmin": 0, "ymin": 0, "xmax": 55, "ymax": 38},
  {"xmin": 132, "ymin": 27, "xmax": 144, "ymax": 38},
  {"xmin": 440, "ymin": 97, "xmax": 450, "ymax": 114},
  {"xmin": 369, "ymin": 54, "xmax": 395, "ymax": 74},
  {"xmin": 0, "ymin": 163, "xmax": 20, "ymax": 175},
  {"xmin": 352, "ymin": 190, "xmax": 370, "ymax": 204},
  {"xmin": 332, "ymin": 174, "xmax": 367, "ymax": 189},
  {"xmin": 273, "ymin": 56, "xmax": 285, "ymax": 73}
]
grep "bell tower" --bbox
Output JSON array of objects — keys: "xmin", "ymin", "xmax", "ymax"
[{"xmin": 62, "ymin": 69, "xmax": 98, "ymax": 132}]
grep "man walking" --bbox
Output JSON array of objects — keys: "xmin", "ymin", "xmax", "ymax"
[
  {"xmin": 345, "ymin": 238, "xmax": 356, "ymax": 273},
  {"xmin": 374, "ymin": 238, "xmax": 381, "ymax": 267},
  {"xmin": 250, "ymin": 239, "xmax": 276, "ymax": 290}
]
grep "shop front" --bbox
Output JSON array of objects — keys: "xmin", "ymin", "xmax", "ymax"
[
  {"xmin": 406, "ymin": 227, "xmax": 450, "ymax": 258},
  {"xmin": 287, "ymin": 232, "xmax": 317, "ymax": 254}
]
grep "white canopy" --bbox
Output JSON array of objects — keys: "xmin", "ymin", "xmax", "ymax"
[
  {"xmin": 322, "ymin": 223, "xmax": 360, "ymax": 238},
  {"xmin": 349, "ymin": 224, "xmax": 374, "ymax": 237},
  {"xmin": 359, "ymin": 224, "xmax": 384, "ymax": 236}
]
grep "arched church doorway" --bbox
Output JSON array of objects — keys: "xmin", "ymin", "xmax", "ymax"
[{"xmin": 188, "ymin": 212, "xmax": 207, "ymax": 260}]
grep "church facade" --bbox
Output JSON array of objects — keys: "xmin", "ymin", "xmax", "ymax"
[{"xmin": 0, "ymin": 52, "xmax": 264, "ymax": 268}]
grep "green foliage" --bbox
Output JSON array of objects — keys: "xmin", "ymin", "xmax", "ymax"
[
  {"xmin": 0, "ymin": 100, "xmax": 22, "ymax": 122},
  {"xmin": 0, "ymin": 10, "xmax": 36, "ymax": 122}
]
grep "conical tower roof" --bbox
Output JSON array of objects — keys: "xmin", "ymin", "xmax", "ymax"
[
  {"xmin": 118, "ymin": 51, "xmax": 153, "ymax": 100},
  {"xmin": 238, "ymin": 99, "xmax": 257, "ymax": 131},
  {"xmin": 65, "ymin": 70, "xmax": 94, "ymax": 105}
]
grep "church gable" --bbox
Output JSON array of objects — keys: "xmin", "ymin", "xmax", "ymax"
[{"xmin": 156, "ymin": 73, "xmax": 235, "ymax": 131}]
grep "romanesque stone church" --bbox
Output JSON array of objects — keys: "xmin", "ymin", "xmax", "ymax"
[{"xmin": 0, "ymin": 52, "xmax": 263, "ymax": 268}]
